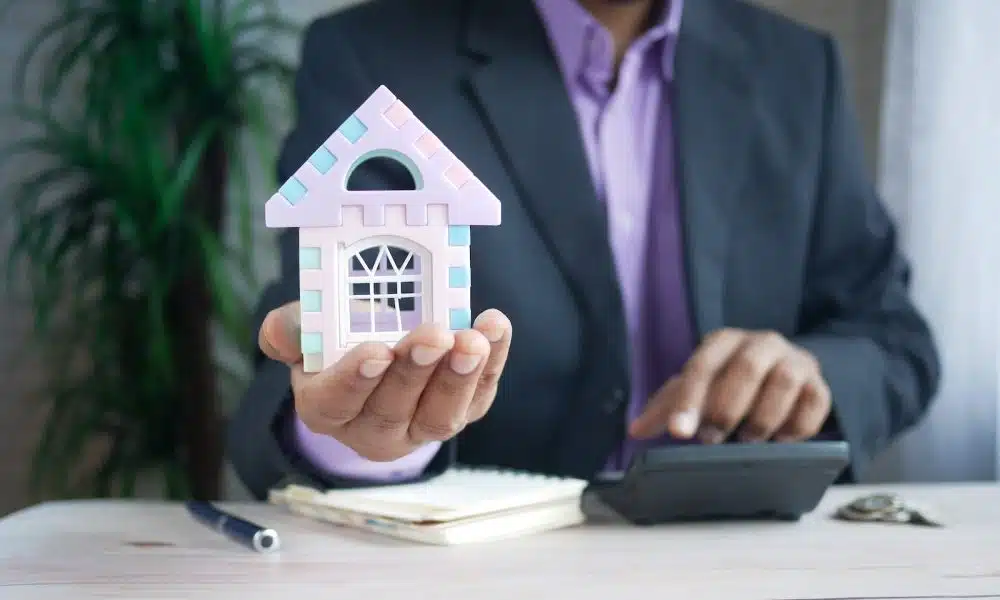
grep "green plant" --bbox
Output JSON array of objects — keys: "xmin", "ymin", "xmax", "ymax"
[{"xmin": 1, "ymin": 0, "xmax": 297, "ymax": 500}]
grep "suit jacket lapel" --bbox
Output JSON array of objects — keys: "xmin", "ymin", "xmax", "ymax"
[
  {"xmin": 674, "ymin": 2, "xmax": 758, "ymax": 338},
  {"xmin": 462, "ymin": 0, "xmax": 759, "ymax": 345},
  {"xmin": 462, "ymin": 0, "xmax": 629, "ymax": 379},
  {"xmin": 457, "ymin": 0, "xmax": 760, "ymax": 476}
]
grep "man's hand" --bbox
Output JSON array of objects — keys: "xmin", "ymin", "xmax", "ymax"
[
  {"xmin": 630, "ymin": 329, "xmax": 832, "ymax": 444},
  {"xmin": 260, "ymin": 301, "xmax": 512, "ymax": 462}
]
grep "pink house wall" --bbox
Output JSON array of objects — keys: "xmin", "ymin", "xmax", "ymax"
[
  {"xmin": 298, "ymin": 204, "xmax": 471, "ymax": 371},
  {"xmin": 266, "ymin": 85, "xmax": 494, "ymax": 373}
]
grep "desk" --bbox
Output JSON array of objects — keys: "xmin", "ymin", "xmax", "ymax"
[{"xmin": 0, "ymin": 484, "xmax": 997, "ymax": 600}]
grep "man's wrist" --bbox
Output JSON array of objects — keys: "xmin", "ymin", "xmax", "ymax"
[{"xmin": 291, "ymin": 416, "xmax": 441, "ymax": 481}]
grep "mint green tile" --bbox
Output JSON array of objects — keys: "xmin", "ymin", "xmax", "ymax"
[
  {"xmin": 299, "ymin": 247, "xmax": 321, "ymax": 269},
  {"xmin": 449, "ymin": 308, "xmax": 471, "ymax": 330},
  {"xmin": 337, "ymin": 114, "xmax": 368, "ymax": 143},
  {"xmin": 448, "ymin": 226, "xmax": 470, "ymax": 246},
  {"xmin": 301, "ymin": 332, "xmax": 322, "ymax": 354},
  {"xmin": 301, "ymin": 290, "xmax": 322, "ymax": 312},
  {"xmin": 308, "ymin": 146, "xmax": 338, "ymax": 174},
  {"xmin": 279, "ymin": 176, "xmax": 307, "ymax": 204},
  {"xmin": 448, "ymin": 266, "xmax": 470, "ymax": 288}
]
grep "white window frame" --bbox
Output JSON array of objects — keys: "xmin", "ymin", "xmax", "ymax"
[{"xmin": 340, "ymin": 236, "xmax": 430, "ymax": 345}]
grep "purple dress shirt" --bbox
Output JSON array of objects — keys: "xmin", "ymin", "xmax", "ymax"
[{"xmin": 294, "ymin": 0, "xmax": 697, "ymax": 480}]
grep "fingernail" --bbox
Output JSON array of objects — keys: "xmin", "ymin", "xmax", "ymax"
[
  {"xmin": 449, "ymin": 353, "xmax": 482, "ymax": 375},
  {"xmin": 698, "ymin": 425, "xmax": 726, "ymax": 445},
  {"xmin": 474, "ymin": 312, "xmax": 508, "ymax": 343},
  {"xmin": 359, "ymin": 359, "xmax": 392, "ymax": 379},
  {"xmin": 484, "ymin": 327, "xmax": 503, "ymax": 343},
  {"xmin": 670, "ymin": 410, "xmax": 700, "ymax": 438},
  {"xmin": 411, "ymin": 345, "xmax": 447, "ymax": 367}
]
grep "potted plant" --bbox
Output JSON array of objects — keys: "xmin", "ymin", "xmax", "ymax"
[{"xmin": 1, "ymin": 0, "xmax": 296, "ymax": 500}]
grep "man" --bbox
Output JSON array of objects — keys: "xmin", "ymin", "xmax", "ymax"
[{"xmin": 228, "ymin": 0, "xmax": 941, "ymax": 499}]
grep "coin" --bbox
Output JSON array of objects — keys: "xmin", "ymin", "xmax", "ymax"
[
  {"xmin": 850, "ymin": 493, "xmax": 902, "ymax": 514},
  {"xmin": 834, "ymin": 493, "xmax": 943, "ymax": 527}
]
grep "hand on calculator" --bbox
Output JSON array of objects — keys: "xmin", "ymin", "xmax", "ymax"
[{"xmin": 630, "ymin": 328, "xmax": 832, "ymax": 444}]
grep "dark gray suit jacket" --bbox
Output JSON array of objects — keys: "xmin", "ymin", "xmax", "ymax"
[{"xmin": 228, "ymin": 0, "xmax": 941, "ymax": 499}]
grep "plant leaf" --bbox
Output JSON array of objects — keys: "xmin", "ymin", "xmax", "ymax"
[{"xmin": 6, "ymin": 0, "xmax": 300, "ymax": 500}]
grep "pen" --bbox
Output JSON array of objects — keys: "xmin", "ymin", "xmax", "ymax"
[{"xmin": 185, "ymin": 500, "xmax": 281, "ymax": 553}]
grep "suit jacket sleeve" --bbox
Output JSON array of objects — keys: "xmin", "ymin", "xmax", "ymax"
[
  {"xmin": 226, "ymin": 19, "xmax": 454, "ymax": 500},
  {"xmin": 792, "ymin": 37, "xmax": 941, "ymax": 479}
]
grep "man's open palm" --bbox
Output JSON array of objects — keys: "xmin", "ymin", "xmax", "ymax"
[{"xmin": 259, "ymin": 302, "xmax": 512, "ymax": 461}]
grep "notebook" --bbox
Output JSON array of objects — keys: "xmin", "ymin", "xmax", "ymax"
[{"xmin": 268, "ymin": 468, "xmax": 588, "ymax": 545}]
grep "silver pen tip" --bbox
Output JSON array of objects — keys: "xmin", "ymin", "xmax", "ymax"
[{"xmin": 252, "ymin": 529, "xmax": 281, "ymax": 553}]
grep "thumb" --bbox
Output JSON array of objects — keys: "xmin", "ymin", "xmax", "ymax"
[{"xmin": 258, "ymin": 301, "xmax": 302, "ymax": 364}]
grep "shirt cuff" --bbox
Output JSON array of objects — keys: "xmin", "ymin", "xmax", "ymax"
[{"xmin": 292, "ymin": 417, "xmax": 441, "ymax": 482}]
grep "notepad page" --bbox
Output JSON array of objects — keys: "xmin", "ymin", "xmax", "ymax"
[{"xmin": 295, "ymin": 468, "xmax": 587, "ymax": 523}]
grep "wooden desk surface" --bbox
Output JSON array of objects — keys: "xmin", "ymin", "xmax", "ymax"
[{"xmin": 0, "ymin": 483, "xmax": 998, "ymax": 600}]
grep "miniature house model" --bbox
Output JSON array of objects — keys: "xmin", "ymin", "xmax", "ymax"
[{"xmin": 265, "ymin": 86, "xmax": 501, "ymax": 372}]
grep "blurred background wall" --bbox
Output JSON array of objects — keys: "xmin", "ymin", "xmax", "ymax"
[{"xmin": 0, "ymin": 0, "xmax": 904, "ymax": 512}]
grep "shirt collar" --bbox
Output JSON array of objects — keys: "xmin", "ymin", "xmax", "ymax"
[{"xmin": 533, "ymin": 0, "xmax": 684, "ymax": 91}]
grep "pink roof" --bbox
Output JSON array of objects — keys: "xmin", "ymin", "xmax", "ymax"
[{"xmin": 265, "ymin": 86, "xmax": 501, "ymax": 228}]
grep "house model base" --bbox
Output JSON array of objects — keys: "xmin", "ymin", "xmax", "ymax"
[{"xmin": 264, "ymin": 86, "xmax": 501, "ymax": 372}]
